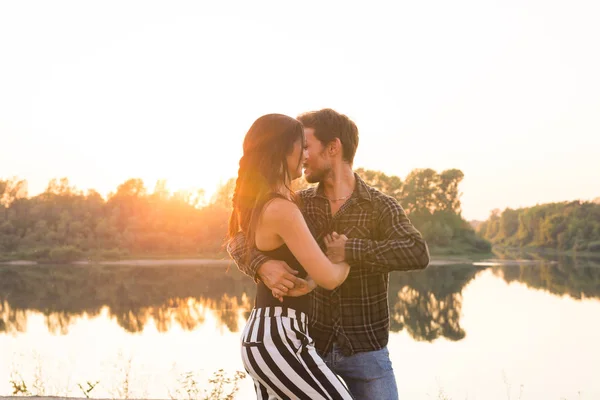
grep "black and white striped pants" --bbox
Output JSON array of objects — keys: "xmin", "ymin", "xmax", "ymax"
[{"xmin": 241, "ymin": 306, "xmax": 354, "ymax": 400}]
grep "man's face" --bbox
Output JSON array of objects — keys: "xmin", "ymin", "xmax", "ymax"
[
  {"xmin": 303, "ymin": 128, "xmax": 331, "ymax": 183},
  {"xmin": 286, "ymin": 139, "xmax": 307, "ymax": 180}
]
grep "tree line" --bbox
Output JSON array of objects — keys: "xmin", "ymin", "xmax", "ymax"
[
  {"xmin": 477, "ymin": 200, "xmax": 600, "ymax": 252},
  {"xmin": 0, "ymin": 168, "xmax": 490, "ymax": 263},
  {"xmin": 354, "ymin": 168, "xmax": 491, "ymax": 254}
]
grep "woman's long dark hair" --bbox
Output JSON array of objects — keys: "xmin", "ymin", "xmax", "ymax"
[{"xmin": 227, "ymin": 114, "xmax": 305, "ymax": 254}]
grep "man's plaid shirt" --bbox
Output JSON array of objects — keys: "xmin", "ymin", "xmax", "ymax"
[{"xmin": 228, "ymin": 173, "xmax": 430, "ymax": 356}]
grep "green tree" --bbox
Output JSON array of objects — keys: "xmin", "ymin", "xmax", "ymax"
[
  {"xmin": 479, "ymin": 201, "xmax": 600, "ymax": 252},
  {"xmin": 354, "ymin": 168, "xmax": 403, "ymax": 201}
]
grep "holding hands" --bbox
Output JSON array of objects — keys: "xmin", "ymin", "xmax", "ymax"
[
  {"xmin": 324, "ymin": 231, "xmax": 348, "ymax": 263},
  {"xmin": 258, "ymin": 260, "xmax": 315, "ymax": 302},
  {"xmin": 264, "ymin": 230, "xmax": 348, "ymax": 301},
  {"xmin": 272, "ymin": 276, "xmax": 317, "ymax": 302}
]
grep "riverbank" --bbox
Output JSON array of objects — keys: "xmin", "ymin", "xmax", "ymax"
[
  {"xmin": 0, "ymin": 247, "xmax": 492, "ymax": 266},
  {"xmin": 0, "ymin": 257, "xmax": 472, "ymax": 267},
  {"xmin": 492, "ymin": 245, "xmax": 600, "ymax": 258}
]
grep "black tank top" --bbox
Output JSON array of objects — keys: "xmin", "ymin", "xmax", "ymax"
[{"xmin": 254, "ymin": 194, "xmax": 310, "ymax": 315}]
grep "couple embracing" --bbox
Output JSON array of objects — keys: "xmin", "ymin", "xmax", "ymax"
[{"xmin": 227, "ymin": 108, "xmax": 430, "ymax": 400}]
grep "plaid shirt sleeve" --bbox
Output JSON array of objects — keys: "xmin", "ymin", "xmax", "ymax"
[
  {"xmin": 226, "ymin": 231, "xmax": 271, "ymax": 283},
  {"xmin": 344, "ymin": 195, "xmax": 430, "ymax": 273}
]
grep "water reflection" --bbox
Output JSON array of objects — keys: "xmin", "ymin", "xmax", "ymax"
[
  {"xmin": 0, "ymin": 264, "xmax": 255, "ymax": 335},
  {"xmin": 491, "ymin": 261, "xmax": 600, "ymax": 300},
  {"xmin": 1, "ymin": 256, "xmax": 599, "ymax": 342},
  {"xmin": 388, "ymin": 264, "xmax": 485, "ymax": 341},
  {"xmin": 387, "ymin": 256, "xmax": 600, "ymax": 341}
]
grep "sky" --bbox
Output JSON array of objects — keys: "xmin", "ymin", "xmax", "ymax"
[{"xmin": 1, "ymin": 0, "xmax": 599, "ymax": 221}]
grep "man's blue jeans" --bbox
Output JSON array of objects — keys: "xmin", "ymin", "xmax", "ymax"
[{"xmin": 319, "ymin": 343, "xmax": 399, "ymax": 400}]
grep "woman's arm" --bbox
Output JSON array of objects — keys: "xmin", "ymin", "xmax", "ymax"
[{"xmin": 262, "ymin": 198, "xmax": 350, "ymax": 290}]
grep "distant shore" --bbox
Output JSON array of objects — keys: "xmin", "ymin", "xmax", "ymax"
[
  {"xmin": 0, "ymin": 256, "xmax": 474, "ymax": 267},
  {"xmin": 0, "ymin": 246, "xmax": 495, "ymax": 266},
  {"xmin": 6, "ymin": 247, "xmax": 597, "ymax": 268}
]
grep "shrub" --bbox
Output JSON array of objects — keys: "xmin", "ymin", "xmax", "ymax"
[
  {"xmin": 588, "ymin": 241, "xmax": 600, "ymax": 252},
  {"xmin": 99, "ymin": 248, "xmax": 123, "ymax": 260},
  {"xmin": 47, "ymin": 246, "xmax": 83, "ymax": 263}
]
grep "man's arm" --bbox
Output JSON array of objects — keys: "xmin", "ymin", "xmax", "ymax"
[
  {"xmin": 227, "ymin": 231, "xmax": 270, "ymax": 283},
  {"xmin": 344, "ymin": 196, "xmax": 430, "ymax": 273},
  {"xmin": 227, "ymin": 230, "xmax": 307, "ymax": 291}
]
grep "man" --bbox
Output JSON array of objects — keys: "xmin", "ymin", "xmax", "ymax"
[{"xmin": 228, "ymin": 108, "xmax": 430, "ymax": 400}]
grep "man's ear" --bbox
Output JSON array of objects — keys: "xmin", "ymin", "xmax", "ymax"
[{"xmin": 328, "ymin": 138, "xmax": 342, "ymax": 156}]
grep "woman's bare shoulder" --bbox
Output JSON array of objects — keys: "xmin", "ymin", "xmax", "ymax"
[{"xmin": 262, "ymin": 197, "xmax": 302, "ymax": 224}]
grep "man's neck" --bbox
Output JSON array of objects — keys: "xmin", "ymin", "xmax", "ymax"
[{"xmin": 322, "ymin": 165, "xmax": 355, "ymax": 201}]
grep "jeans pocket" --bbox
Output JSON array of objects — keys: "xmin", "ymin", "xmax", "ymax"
[{"xmin": 343, "ymin": 346, "xmax": 394, "ymax": 381}]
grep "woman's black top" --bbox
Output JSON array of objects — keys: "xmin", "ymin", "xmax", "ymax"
[{"xmin": 254, "ymin": 194, "xmax": 310, "ymax": 315}]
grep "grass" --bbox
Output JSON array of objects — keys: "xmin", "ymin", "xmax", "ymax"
[
  {"xmin": 7, "ymin": 370, "xmax": 586, "ymax": 400},
  {"xmin": 8, "ymin": 369, "xmax": 247, "ymax": 399},
  {"xmin": 0, "ymin": 250, "xmax": 231, "ymax": 264}
]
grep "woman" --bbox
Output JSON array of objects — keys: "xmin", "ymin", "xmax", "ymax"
[{"xmin": 227, "ymin": 114, "xmax": 353, "ymax": 400}]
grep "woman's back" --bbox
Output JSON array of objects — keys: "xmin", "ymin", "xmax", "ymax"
[{"xmin": 255, "ymin": 243, "xmax": 310, "ymax": 314}]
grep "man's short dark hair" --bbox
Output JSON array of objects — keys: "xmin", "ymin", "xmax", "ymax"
[{"xmin": 297, "ymin": 108, "xmax": 359, "ymax": 164}]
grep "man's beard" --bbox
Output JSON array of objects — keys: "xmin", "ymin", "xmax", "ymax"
[{"xmin": 305, "ymin": 167, "xmax": 329, "ymax": 183}]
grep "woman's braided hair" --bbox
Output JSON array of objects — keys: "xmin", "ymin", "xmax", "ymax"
[{"xmin": 227, "ymin": 114, "xmax": 305, "ymax": 258}]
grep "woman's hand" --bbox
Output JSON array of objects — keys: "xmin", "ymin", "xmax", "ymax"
[
  {"xmin": 324, "ymin": 232, "xmax": 348, "ymax": 263},
  {"xmin": 286, "ymin": 276, "xmax": 316, "ymax": 297},
  {"xmin": 272, "ymin": 276, "xmax": 316, "ymax": 302}
]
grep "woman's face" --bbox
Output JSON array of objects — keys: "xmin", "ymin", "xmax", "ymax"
[{"xmin": 286, "ymin": 138, "xmax": 308, "ymax": 180}]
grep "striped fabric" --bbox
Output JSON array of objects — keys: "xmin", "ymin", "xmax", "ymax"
[{"xmin": 241, "ymin": 306, "xmax": 354, "ymax": 400}]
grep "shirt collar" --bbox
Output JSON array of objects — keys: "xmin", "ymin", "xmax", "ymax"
[{"xmin": 307, "ymin": 172, "xmax": 372, "ymax": 202}]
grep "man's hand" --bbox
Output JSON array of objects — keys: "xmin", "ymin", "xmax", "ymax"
[
  {"xmin": 325, "ymin": 231, "xmax": 348, "ymax": 263},
  {"xmin": 272, "ymin": 276, "xmax": 316, "ymax": 302},
  {"xmin": 258, "ymin": 260, "xmax": 307, "ymax": 300}
]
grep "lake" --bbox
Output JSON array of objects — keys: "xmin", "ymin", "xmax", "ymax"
[{"xmin": 1, "ymin": 254, "xmax": 599, "ymax": 400}]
